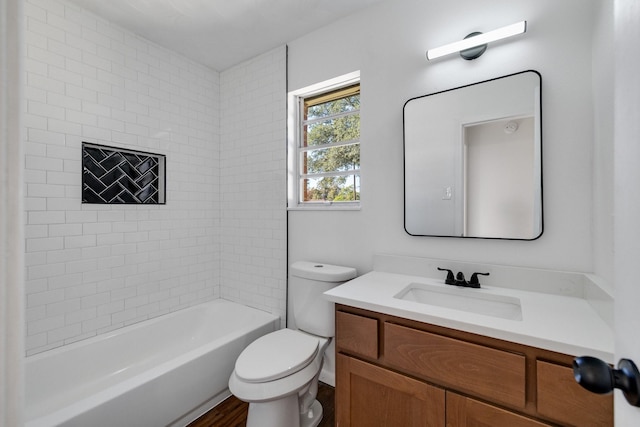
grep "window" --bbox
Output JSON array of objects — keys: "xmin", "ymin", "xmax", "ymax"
[{"xmin": 289, "ymin": 73, "xmax": 361, "ymax": 209}]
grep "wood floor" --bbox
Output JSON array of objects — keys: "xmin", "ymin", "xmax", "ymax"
[{"xmin": 188, "ymin": 382, "xmax": 335, "ymax": 427}]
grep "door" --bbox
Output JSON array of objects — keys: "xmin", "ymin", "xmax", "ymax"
[
  {"xmin": 614, "ymin": 0, "xmax": 640, "ymax": 424},
  {"xmin": 463, "ymin": 117, "xmax": 536, "ymax": 239}
]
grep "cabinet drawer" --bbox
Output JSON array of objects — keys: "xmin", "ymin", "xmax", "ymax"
[
  {"xmin": 384, "ymin": 322, "xmax": 526, "ymax": 408},
  {"xmin": 537, "ymin": 360, "xmax": 613, "ymax": 426},
  {"xmin": 336, "ymin": 311, "xmax": 378, "ymax": 359}
]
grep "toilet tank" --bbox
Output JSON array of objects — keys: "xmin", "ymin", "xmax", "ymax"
[{"xmin": 290, "ymin": 261, "xmax": 357, "ymax": 338}]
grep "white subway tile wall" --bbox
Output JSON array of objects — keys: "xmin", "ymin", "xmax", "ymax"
[
  {"xmin": 22, "ymin": 0, "xmax": 285, "ymax": 355},
  {"xmin": 220, "ymin": 48, "xmax": 287, "ymax": 327}
]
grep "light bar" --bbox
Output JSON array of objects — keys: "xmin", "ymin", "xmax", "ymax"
[{"xmin": 426, "ymin": 21, "xmax": 527, "ymax": 61}]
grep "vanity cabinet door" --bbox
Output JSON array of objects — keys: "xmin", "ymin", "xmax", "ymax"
[
  {"xmin": 536, "ymin": 360, "xmax": 613, "ymax": 426},
  {"xmin": 336, "ymin": 354, "xmax": 445, "ymax": 427},
  {"xmin": 446, "ymin": 392, "xmax": 551, "ymax": 427}
]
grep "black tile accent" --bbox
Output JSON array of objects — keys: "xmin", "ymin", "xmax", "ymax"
[{"xmin": 82, "ymin": 143, "xmax": 166, "ymax": 204}]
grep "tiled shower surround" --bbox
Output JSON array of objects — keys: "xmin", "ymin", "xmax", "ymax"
[
  {"xmin": 219, "ymin": 51, "xmax": 287, "ymax": 318},
  {"xmin": 23, "ymin": 0, "xmax": 287, "ymax": 355}
]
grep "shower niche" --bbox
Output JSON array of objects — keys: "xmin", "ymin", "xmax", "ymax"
[{"xmin": 82, "ymin": 142, "xmax": 166, "ymax": 204}]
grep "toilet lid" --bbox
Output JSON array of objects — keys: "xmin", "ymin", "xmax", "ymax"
[{"xmin": 235, "ymin": 329, "xmax": 320, "ymax": 383}]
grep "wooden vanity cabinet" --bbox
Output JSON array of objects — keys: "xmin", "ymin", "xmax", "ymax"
[{"xmin": 335, "ymin": 305, "xmax": 613, "ymax": 427}]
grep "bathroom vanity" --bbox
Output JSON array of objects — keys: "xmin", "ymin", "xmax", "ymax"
[
  {"xmin": 324, "ymin": 255, "xmax": 614, "ymax": 427},
  {"xmin": 335, "ymin": 305, "xmax": 611, "ymax": 426}
]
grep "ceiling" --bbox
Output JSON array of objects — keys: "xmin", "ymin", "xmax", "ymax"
[{"xmin": 67, "ymin": 0, "xmax": 386, "ymax": 71}]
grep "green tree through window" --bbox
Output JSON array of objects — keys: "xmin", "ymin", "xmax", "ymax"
[{"xmin": 302, "ymin": 84, "xmax": 360, "ymax": 203}]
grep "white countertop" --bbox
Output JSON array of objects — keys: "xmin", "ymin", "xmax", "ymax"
[{"xmin": 324, "ymin": 271, "xmax": 614, "ymax": 363}]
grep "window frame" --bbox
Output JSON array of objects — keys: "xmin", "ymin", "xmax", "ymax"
[{"xmin": 287, "ymin": 71, "xmax": 361, "ymax": 211}]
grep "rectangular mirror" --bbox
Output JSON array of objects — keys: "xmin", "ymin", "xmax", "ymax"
[{"xmin": 403, "ymin": 70, "xmax": 542, "ymax": 239}]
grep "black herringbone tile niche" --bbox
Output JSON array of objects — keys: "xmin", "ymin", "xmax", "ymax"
[{"xmin": 82, "ymin": 143, "xmax": 166, "ymax": 204}]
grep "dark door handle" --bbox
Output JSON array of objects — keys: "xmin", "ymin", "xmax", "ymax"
[{"xmin": 573, "ymin": 356, "xmax": 640, "ymax": 407}]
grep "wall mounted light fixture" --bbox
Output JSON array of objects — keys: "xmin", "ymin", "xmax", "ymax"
[{"xmin": 426, "ymin": 21, "xmax": 527, "ymax": 61}]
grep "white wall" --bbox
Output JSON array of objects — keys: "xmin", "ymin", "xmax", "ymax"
[
  {"xmin": 220, "ymin": 47, "xmax": 288, "ymax": 326},
  {"xmin": 288, "ymin": 0, "xmax": 604, "ymax": 279},
  {"xmin": 1, "ymin": 0, "xmax": 25, "ymax": 423},
  {"xmin": 592, "ymin": 0, "xmax": 615, "ymax": 285},
  {"xmin": 23, "ymin": 0, "xmax": 220, "ymax": 355}
]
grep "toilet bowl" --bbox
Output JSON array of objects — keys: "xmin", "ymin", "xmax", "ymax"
[
  {"xmin": 229, "ymin": 329, "xmax": 329, "ymax": 427},
  {"xmin": 228, "ymin": 261, "xmax": 357, "ymax": 427}
]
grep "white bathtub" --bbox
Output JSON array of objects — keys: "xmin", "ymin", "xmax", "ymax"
[{"xmin": 25, "ymin": 299, "xmax": 279, "ymax": 427}]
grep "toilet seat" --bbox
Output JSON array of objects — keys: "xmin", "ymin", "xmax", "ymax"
[{"xmin": 235, "ymin": 329, "xmax": 319, "ymax": 383}]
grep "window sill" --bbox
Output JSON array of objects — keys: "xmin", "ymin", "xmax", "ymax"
[{"xmin": 288, "ymin": 203, "xmax": 361, "ymax": 211}]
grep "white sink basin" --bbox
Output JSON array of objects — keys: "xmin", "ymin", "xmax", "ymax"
[{"xmin": 394, "ymin": 282, "xmax": 523, "ymax": 321}]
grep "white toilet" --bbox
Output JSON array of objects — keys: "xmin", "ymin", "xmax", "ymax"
[{"xmin": 228, "ymin": 261, "xmax": 357, "ymax": 427}]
